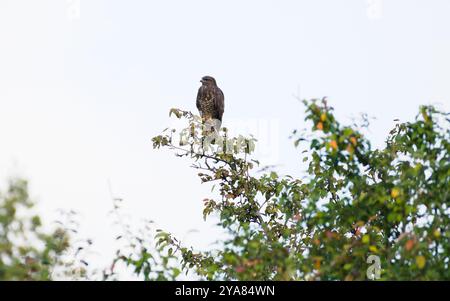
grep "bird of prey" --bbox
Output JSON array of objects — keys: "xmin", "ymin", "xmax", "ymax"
[{"xmin": 196, "ymin": 76, "xmax": 224, "ymax": 132}]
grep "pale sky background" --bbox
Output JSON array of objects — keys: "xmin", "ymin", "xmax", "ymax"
[{"xmin": 0, "ymin": 0, "xmax": 449, "ymax": 279}]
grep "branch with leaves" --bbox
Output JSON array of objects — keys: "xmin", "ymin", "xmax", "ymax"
[{"xmin": 143, "ymin": 100, "xmax": 450, "ymax": 280}]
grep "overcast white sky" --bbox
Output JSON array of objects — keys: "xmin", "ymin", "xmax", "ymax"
[{"xmin": 0, "ymin": 0, "xmax": 449, "ymax": 279}]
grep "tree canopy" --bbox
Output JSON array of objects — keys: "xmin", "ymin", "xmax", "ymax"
[
  {"xmin": 142, "ymin": 99, "xmax": 449, "ymax": 280},
  {"xmin": 1, "ymin": 99, "xmax": 448, "ymax": 280}
]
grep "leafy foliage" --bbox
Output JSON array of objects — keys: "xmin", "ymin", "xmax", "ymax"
[
  {"xmin": 0, "ymin": 179, "xmax": 90, "ymax": 280},
  {"xmin": 104, "ymin": 198, "xmax": 182, "ymax": 281},
  {"xmin": 1, "ymin": 99, "xmax": 448, "ymax": 281},
  {"xmin": 145, "ymin": 100, "xmax": 449, "ymax": 280}
]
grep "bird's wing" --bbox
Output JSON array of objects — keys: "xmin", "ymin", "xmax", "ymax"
[
  {"xmin": 196, "ymin": 87, "xmax": 202, "ymax": 112},
  {"xmin": 214, "ymin": 87, "xmax": 225, "ymax": 121}
]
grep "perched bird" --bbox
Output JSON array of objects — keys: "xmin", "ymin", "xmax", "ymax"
[{"xmin": 196, "ymin": 76, "xmax": 224, "ymax": 131}]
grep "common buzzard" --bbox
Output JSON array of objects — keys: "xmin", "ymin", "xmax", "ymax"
[{"xmin": 196, "ymin": 76, "xmax": 224, "ymax": 131}]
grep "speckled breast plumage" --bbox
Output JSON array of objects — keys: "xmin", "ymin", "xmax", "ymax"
[{"xmin": 199, "ymin": 90, "xmax": 215, "ymax": 120}]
